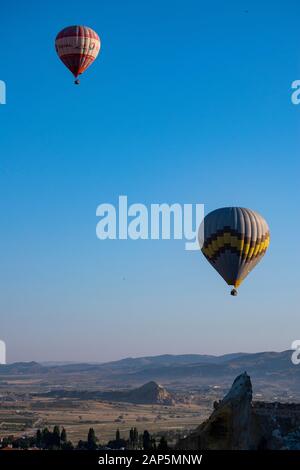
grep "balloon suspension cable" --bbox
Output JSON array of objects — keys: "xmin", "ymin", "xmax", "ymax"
[{"xmin": 230, "ymin": 289, "xmax": 238, "ymax": 296}]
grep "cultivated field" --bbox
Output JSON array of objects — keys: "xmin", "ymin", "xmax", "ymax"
[{"xmin": 0, "ymin": 396, "xmax": 211, "ymax": 444}]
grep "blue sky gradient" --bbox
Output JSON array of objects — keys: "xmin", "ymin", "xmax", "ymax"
[{"xmin": 1, "ymin": 0, "xmax": 299, "ymax": 362}]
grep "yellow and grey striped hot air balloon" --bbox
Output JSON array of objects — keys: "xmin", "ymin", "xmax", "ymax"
[{"xmin": 199, "ymin": 207, "xmax": 270, "ymax": 295}]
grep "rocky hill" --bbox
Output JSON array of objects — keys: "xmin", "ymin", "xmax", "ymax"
[
  {"xmin": 177, "ymin": 372, "xmax": 300, "ymax": 450},
  {"xmin": 100, "ymin": 381, "xmax": 175, "ymax": 405},
  {"xmin": 38, "ymin": 381, "xmax": 175, "ymax": 405}
]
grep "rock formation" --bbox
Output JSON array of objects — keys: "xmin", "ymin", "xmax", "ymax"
[
  {"xmin": 117, "ymin": 381, "xmax": 175, "ymax": 405},
  {"xmin": 40, "ymin": 381, "xmax": 175, "ymax": 405},
  {"xmin": 178, "ymin": 372, "xmax": 300, "ymax": 450}
]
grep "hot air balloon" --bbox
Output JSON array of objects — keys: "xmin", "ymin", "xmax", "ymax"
[
  {"xmin": 199, "ymin": 207, "xmax": 270, "ymax": 295},
  {"xmin": 55, "ymin": 26, "xmax": 101, "ymax": 84}
]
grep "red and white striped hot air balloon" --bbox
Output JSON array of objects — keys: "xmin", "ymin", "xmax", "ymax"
[{"xmin": 55, "ymin": 25, "xmax": 101, "ymax": 84}]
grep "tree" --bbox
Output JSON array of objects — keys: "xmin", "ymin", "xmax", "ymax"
[
  {"xmin": 12, "ymin": 437, "xmax": 30, "ymax": 449},
  {"xmin": 53, "ymin": 425, "xmax": 61, "ymax": 448},
  {"xmin": 116, "ymin": 429, "xmax": 120, "ymax": 441},
  {"xmin": 36, "ymin": 429, "xmax": 42, "ymax": 448},
  {"xmin": 77, "ymin": 439, "xmax": 86, "ymax": 450},
  {"xmin": 1, "ymin": 436, "xmax": 13, "ymax": 448},
  {"xmin": 61, "ymin": 427, "xmax": 67, "ymax": 443},
  {"xmin": 61, "ymin": 440, "xmax": 74, "ymax": 450},
  {"xmin": 143, "ymin": 430, "xmax": 151, "ymax": 450},
  {"xmin": 129, "ymin": 428, "xmax": 134, "ymax": 444},
  {"xmin": 87, "ymin": 428, "xmax": 98, "ymax": 450},
  {"xmin": 151, "ymin": 437, "xmax": 156, "ymax": 450},
  {"xmin": 129, "ymin": 427, "xmax": 139, "ymax": 448},
  {"xmin": 157, "ymin": 436, "xmax": 168, "ymax": 451},
  {"xmin": 133, "ymin": 427, "xmax": 139, "ymax": 448},
  {"xmin": 41, "ymin": 427, "xmax": 51, "ymax": 448}
]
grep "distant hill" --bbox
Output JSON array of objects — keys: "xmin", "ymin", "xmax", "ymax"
[
  {"xmin": 1, "ymin": 351, "xmax": 299, "ymax": 394},
  {"xmin": 112, "ymin": 351, "xmax": 300, "ymax": 388},
  {"xmin": 90, "ymin": 352, "xmax": 249, "ymax": 370},
  {"xmin": 102, "ymin": 381, "xmax": 174, "ymax": 405},
  {"xmin": 0, "ymin": 361, "xmax": 46, "ymax": 375},
  {"xmin": 38, "ymin": 381, "xmax": 175, "ymax": 405}
]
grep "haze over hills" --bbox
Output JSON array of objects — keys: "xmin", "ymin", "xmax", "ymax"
[
  {"xmin": 0, "ymin": 350, "xmax": 296, "ymax": 373},
  {"xmin": 0, "ymin": 352, "xmax": 250, "ymax": 371},
  {"xmin": 0, "ymin": 351, "xmax": 299, "ymax": 394},
  {"xmin": 0, "ymin": 350, "xmax": 296, "ymax": 375}
]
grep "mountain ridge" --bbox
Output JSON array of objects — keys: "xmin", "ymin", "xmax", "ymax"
[
  {"xmin": 0, "ymin": 351, "xmax": 297, "ymax": 391},
  {"xmin": 1, "ymin": 350, "xmax": 279, "ymax": 370}
]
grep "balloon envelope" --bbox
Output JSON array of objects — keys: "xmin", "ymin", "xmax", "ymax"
[
  {"xmin": 199, "ymin": 207, "xmax": 270, "ymax": 289},
  {"xmin": 55, "ymin": 25, "xmax": 101, "ymax": 79}
]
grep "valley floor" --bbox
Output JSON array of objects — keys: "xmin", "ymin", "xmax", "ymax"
[{"xmin": 0, "ymin": 396, "xmax": 211, "ymax": 444}]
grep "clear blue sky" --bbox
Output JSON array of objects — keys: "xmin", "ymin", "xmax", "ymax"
[{"xmin": 1, "ymin": 0, "xmax": 299, "ymax": 362}]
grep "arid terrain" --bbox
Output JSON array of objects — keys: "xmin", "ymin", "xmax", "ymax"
[
  {"xmin": 0, "ymin": 395, "xmax": 211, "ymax": 444},
  {"xmin": 0, "ymin": 351, "xmax": 299, "ymax": 444}
]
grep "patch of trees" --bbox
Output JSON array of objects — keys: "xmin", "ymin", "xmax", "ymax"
[
  {"xmin": 0, "ymin": 426, "xmax": 72, "ymax": 450},
  {"xmin": 36, "ymin": 426, "xmax": 73, "ymax": 449},
  {"xmin": 0, "ymin": 426, "xmax": 169, "ymax": 450}
]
